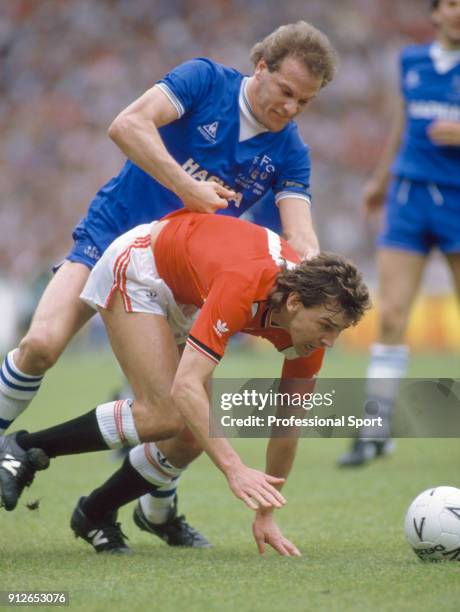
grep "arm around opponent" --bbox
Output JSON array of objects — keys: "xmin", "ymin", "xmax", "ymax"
[
  {"xmin": 279, "ymin": 197, "xmax": 319, "ymax": 260},
  {"xmin": 108, "ymin": 85, "xmax": 235, "ymax": 213}
]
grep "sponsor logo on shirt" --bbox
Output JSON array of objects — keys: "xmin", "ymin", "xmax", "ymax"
[
  {"xmin": 213, "ymin": 319, "xmax": 229, "ymax": 337},
  {"xmin": 198, "ymin": 121, "xmax": 219, "ymax": 143},
  {"xmin": 181, "ymin": 157, "xmax": 243, "ymax": 207},
  {"xmin": 408, "ymin": 100, "xmax": 460, "ymax": 121}
]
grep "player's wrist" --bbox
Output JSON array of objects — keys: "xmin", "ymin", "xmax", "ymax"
[
  {"xmin": 286, "ymin": 232, "xmax": 319, "ymax": 259},
  {"xmin": 303, "ymin": 233, "xmax": 320, "ymax": 253},
  {"xmin": 255, "ymin": 505, "xmax": 275, "ymax": 518},
  {"xmin": 220, "ymin": 454, "xmax": 245, "ymax": 478},
  {"xmin": 173, "ymin": 173, "xmax": 200, "ymax": 200}
]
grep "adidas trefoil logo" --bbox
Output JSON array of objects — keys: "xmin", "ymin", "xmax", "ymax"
[
  {"xmin": 1, "ymin": 454, "xmax": 21, "ymax": 476},
  {"xmin": 213, "ymin": 319, "xmax": 229, "ymax": 337}
]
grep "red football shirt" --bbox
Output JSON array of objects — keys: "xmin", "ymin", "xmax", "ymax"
[{"xmin": 155, "ymin": 211, "xmax": 324, "ymax": 378}]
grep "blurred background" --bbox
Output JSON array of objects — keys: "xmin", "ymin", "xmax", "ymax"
[{"xmin": 0, "ymin": 0, "xmax": 458, "ymax": 355}]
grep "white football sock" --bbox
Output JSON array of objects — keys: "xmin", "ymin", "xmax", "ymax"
[
  {"xmin": 139, "ymin": 478, "xmax": 180, "ymax": 525},
  {"xmin": 95, "ymin": 399, "xmax": 140, "ymax": 448},
  {"xmin": 361, "ymin": 343, "xmax": 409, "ymax": 439},
  {"xmin": 0, "ymin": 350, "xmax": 44, "ymax": 433},
  {"xmin": 129, "ymin": 442, "xmax": 184, "ymax": 486}
]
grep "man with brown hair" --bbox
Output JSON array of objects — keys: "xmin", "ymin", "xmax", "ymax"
[{"xmin": 0, "ymin": 211, "xmax": 369, "ymax": 556}]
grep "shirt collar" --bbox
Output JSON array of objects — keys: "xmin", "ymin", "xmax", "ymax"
[
  {"xmin": 239, "ymin": 77, "xmax": 269, "ymax": 132},
  {"xmin": 430, "ymin": 41, "xmax": 460, "ymax": 74}
]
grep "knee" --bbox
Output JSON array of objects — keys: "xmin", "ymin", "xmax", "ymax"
[
  {"xmin": 143, "ymin": 416, "xmax": 184, "ymax": 441},
  {"xmin": 156, "ymin": 412, "xmax": 184, "ymax": 440},
  {"xmin": 18, "ymin": 324, "xmax": 63, "ymax": 373},
  {"xmin": 134, "ymin": 398, "xmax": 185, "ymax": 441},
  {"xmin": 379, "ymin": 301, "xmax": 409, "ymax": 341}
]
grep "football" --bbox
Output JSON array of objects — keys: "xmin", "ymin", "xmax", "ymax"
[{"xmin": 404, "ymin": 486, "xmax": 460, "ymax": 562}]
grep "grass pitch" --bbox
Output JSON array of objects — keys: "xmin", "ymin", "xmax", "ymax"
[{"xmin": 1, "ymin": 347, "xmax": 460, "ymax": 611}]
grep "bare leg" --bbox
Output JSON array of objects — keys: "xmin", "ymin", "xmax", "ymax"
[
  {"xmin": 17, "ymin": 261, "xmax": 94, "ymax": 374},
  {"xmin": 99, "ymin": 291, "xmax": 183, "ymax": 441},
  {"xmin": 445, "ymin": 253, "xmax": 460, "ymax": 301},
  {"xmin": 339, "ymin": 248, "xmax": 427, "ymax": 466},
  {"xmin": 377, "ymin": 249, "xmax": 427, "ymax": 344},
  {"xmin": 0, "ymin": 262, "xmax": 94, "ymax": 431},
  {"xmin": 366, "ymin": 249, "xmax": 427, "ymax": 432},
  {"xmin": 81, "ymin": 294, "xmax": 210, "ymax": 545}
]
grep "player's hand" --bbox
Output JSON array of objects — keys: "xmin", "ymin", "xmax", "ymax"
[
  {"xmin": 286, "ymin": 232, "xmax": 319, "ymax": 261},
  {"xmin": 225, "ymin": 463, "xmax": 286, "ymax": 510},
  {"xmin": 252, "ymin": 509, "xmax": 301, "ymax": 557},
  {"xmin": 300, "ymin": 233, "xmax": 320, "ymax": 261},
  {"xmin": 363, "ymin": 179, "xmax": 386, "ymax": 217},
  {"xmin": 180, "ymin": 180, "xmax": 235, "ymax": 213},
  {"xmin": 427, "ymin": 120, "xmax": 460, "ymax": 146}
]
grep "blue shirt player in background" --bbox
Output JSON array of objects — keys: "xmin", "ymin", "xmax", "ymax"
[
  {"xmin": 339, "ymin": 0, "xmax": 460, "ymax": 467},
  {"xmin": 0, "ymin": 22, "xmax": 338, "ymax": 541}
]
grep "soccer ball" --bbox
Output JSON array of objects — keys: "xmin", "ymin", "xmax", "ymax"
[{"xmin": 404, "ymin": 486, "xmax": 460, "ymax": 562}]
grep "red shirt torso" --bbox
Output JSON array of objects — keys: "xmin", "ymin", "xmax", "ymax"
[{"xmin": 155, "ymin": 211, "xmax": 324, "ymax": 377}]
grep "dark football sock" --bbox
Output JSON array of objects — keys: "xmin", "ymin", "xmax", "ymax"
[
  {"xmin": 82, "ymin": 456, "xmax": 156, "ymax": 520},
  {"xmin": 16, "ymin": 409, "xmax": 108, "ymax": 458}
]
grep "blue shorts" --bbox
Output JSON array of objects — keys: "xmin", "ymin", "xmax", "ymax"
[
  {"xmin": 61, "ymin": 225, "xmax": 105, "ymax": 271},
  {"xmin": 60, "ymin": 192, "xmax": 285, "ymax": 273},
  {"xmin": 378, "ymin": 178, "xmax": 460, "ymax": 255}
]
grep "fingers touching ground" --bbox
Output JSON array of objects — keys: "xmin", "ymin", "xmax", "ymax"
[{"xmin": 252, "ymin": 518, "xmax": 302, "ymax": 557}]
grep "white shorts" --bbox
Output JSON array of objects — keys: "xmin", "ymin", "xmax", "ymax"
[{"xmin": 80, "ymin": 223, "xmax": 197, "ymax": 344}]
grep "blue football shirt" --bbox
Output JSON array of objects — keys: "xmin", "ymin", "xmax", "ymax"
[
  {"xmin": 76, "ymin": 58, "xmax": 311, "ymax": 253},
  {"xmin": 392, "ymin": 43, "xmax": 460, "ymax": 186}
]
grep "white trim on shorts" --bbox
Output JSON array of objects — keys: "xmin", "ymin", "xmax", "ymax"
[{"xmin": 80, "ymin": 223, "xmax": 197, "ymax": 344}]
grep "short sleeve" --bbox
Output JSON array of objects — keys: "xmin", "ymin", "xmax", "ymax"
[
  {"xmin": 156, "ymin": 58, "xmax": 216, "ymax": 118},
  {"xmin": 273, "ymin": 131, "xmax": 311, "ymax": 205},
  {"xmin": 186, "ymin": 273, "xmax": 256, "ymax": 365},
  {"xmin": 281, "ymin": 348, "xmax": 325, "ymax": 379}
]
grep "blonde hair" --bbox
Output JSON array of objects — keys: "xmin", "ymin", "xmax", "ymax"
[{"xmin": 250, "ymin": 21, "xmax": 338, "ymax": 88}]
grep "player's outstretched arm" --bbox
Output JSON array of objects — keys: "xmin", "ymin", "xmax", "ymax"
[
  {"xmin": 251, "ymin": 357, "xmax": 325, "ymax": 555},
  {"xmin": 171, "ymin": 346, "xmax": 286, "ymax": 511},
  {"xmin": 279, "ymin": 197, "xmax": 320, "ymax": 259},
  {"xmin": 108, "ymin": 86, "xmax": 235, "ymax": 213},
  {"xmin": 363, "ymin": 95, "xmax": 405, "ymax": 216}
]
